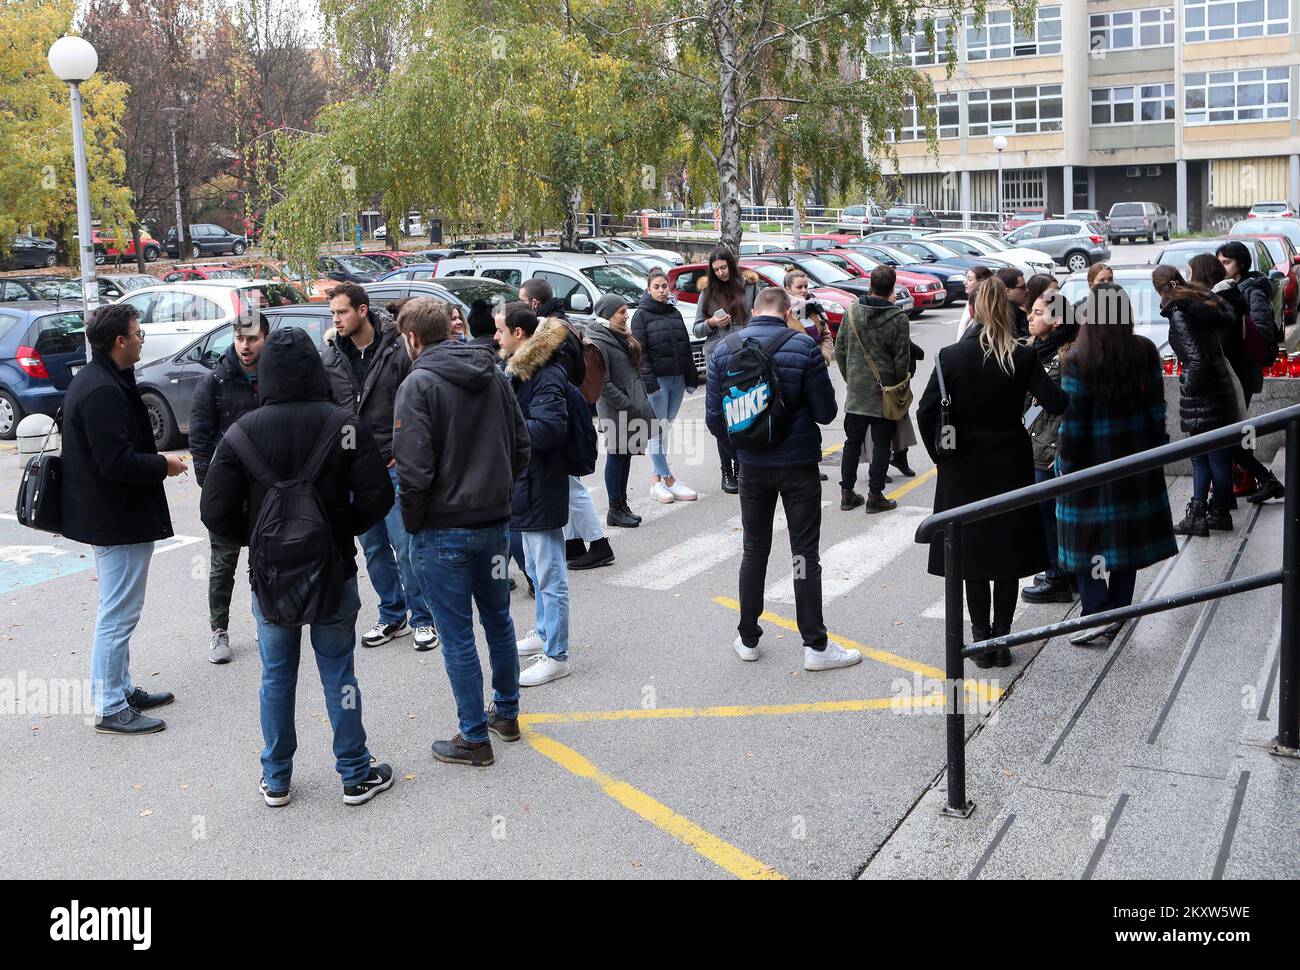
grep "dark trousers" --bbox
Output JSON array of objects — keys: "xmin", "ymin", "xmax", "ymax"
[
  {"xmin": 1075, "ymin": 568, "xmax": 1137, "ymax": 616},
  {"xmin": 966, "ymin": 576, "xmax": 1018, "ymax": 633},
  {"xmin": 737, "ymin": 463, "xmax": 827, "ymax": 649},
  {"xmin": 510, "ymin": 529, "xmax": 527, "ymax": 574},
  {"xmin": 717, "ymin": 436, "xmax": 737, "ymax": 476},
  {"xmin": 841, "ymin": 412, "xmax": 896, "ymax": 494},
  {"xmin": 208, "ymin": 529, "xmax": 242, "ymax": 632},
  {"xmin": 605, "ymin": 453, "xmax": 632, "ymax": 506},
  {"xmin": 1231, "ymin": 390, "xmax": 1271, "ymax": 480},
  {"xmin": 1192, "ymin": 447, "xmax": 1234, "ymax": 509},
  {"xmin": 1034, "ymin": 468, "xmax": 1061, "ymax": 581}
]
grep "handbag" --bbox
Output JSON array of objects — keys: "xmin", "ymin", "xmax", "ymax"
[
  {"xmin": 848, "ymin": 309, "xmax": 913, "ymax": 421},
  {"xmin": 933, "ymin": 351, "xmax": 958, "ymax": 458},
  {"xmin": 1242, "ymin": 313, "xmax": 1274, "ymax": 368},
  {"xmin": 14, "ymin": 410, "xmax": 64, "ymax": 534}
]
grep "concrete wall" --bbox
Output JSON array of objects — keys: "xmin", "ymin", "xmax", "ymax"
[{"xmin": 1162, "ymin": 377, "xmax": 1300, "ymax": 474}]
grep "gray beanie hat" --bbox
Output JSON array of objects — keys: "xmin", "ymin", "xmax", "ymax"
[{"xmin": 594, "ymin": 294, "xmax": 627, "ymax": 321}]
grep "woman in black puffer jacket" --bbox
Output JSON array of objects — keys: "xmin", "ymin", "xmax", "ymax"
[
  {"xmin": 631, "ymin": 268, "xmax": 700, "ymax": 503},
  {"xmin": 1154, "ymin": 265, "xmax": 1241, "ymax": 536}
]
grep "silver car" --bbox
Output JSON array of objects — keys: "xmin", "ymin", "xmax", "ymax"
[
  {"xmin": 1106, "ymin": 201, "xmax": 1172, "ymax": 244},
  {"xmin": 1003, "ymin": 220, "xmax": 1111, "ymax": 274}
]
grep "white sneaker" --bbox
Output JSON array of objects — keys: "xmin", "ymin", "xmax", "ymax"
[
  {"xmin": 520, "ymin": 655, "xmax": 570, "ymax": 687},
  {"xmin": 734, "ymin": 636, "xmax": 760, "ymax": 662},
  {"xmin": 413, "ymin": 626, "xmax": 438, "ymax": 651},
  {"xmin": 362, "ymin": 618, "xmax": 411, "ymax": 647},
  {"xmin": 667, "ymin": 480, "xmax": 698, "ymax": 501},
  {"xmin": 517, "ymin": 630, "xmax": 545, "ymax": 657},
  {"xmin": 650, "ymin": 482, "xmax": 675, "ymax": 504},
  {"xmin": 804, "ymin": 641, "xmax": 862, "ymax": 671}
]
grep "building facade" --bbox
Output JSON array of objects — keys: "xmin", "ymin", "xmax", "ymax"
[{"xmin": 873, "ymin": 0, "xmax": 1300, "ymax": 231}]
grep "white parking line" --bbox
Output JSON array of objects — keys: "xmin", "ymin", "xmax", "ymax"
[{"xmin": 611, "ymin": 509, "xmax": 788, "ymax": 591}]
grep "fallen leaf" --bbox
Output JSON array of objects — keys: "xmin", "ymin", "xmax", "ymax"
[
  {"xmin": 1002, "ymin": 768, "xmax": 1015, "ymax": 777},
  {"xmin": 139, "ymin": 809, "xmax": 153, "ymax": 817},
  {"xmin": 131, "ymin": 784, "xmax": 143, "ymax": 790},
  {"xmin": 403, "ymin": 773, "xmax": 416, "ymax": 781},
  {"xmin": 180, "ymin": 784, "xmax": 190, "ymax": 791}
]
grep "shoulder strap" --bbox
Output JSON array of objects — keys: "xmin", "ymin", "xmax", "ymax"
[
  {"xmin": 725, "ymin": 331, "xmax": 744, "ymax": 356},
  {"xmin": 847, "ymin": 309, "xmax": 886, "ymax": 388},
  {"xmin": 301, "ymin": 408, "xmax": 352, "ymax": 483},
  {"xmin": 223, "ymin": 424, "xmax": 278, "ymax": 490},
  {"xmin": 935, "ymin": 350, "xmax": 950, "ymax": 405},
  {"xmin": 760, "ymin": 327, "xmax": 798, "ymax": 357}
]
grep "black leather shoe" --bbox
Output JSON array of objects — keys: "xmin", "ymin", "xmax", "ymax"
[
  {"xmin": 970, "ymin": 625, "xmax": 995, "ymax": 669},
  {"xmin": 487, "ymin": 704, "xmax": 521, "ymax": 743},
  {"xmin": 864, "ymin": 491, "xmax": 898, "ymax": 514},
  {"xmin": 890, "ymin": 451, "xmax": 917, "ymax": 477},
  {"xmin": 569, "ymin": 538, "xmax": 615, "ymax": 570},
  {"xmin": 989, "ymin": 624, "xmax": 1013, "ymax": 668},
  {"xmin": 1248, "ymin": 473, "xmax": 1285, "ymax": 504},
  {"xmin": 564, "ymin": 539, "xmax": 587, "ymax": 563},
  {"xmin": 1173, "ymin": 499, "xmax": 1209, "ymax": 537},
  {"xmin": 432, "ymin": 734, "xmax": 495, "ymax": 766},
  {"xmin": 721, "ymin": 470, "xmax": 739, "ymax": 494},
  {"xmin": 1206, "ymin": 505, "xmax": 1234, "ymax": 531},
  {"xmin": 1021, "ymin": 575, "xmax": 1073, "ymax": 604},
  {"xmin": 840, "ymin": 488, "xmax": 865, "ymax": 511},
  {"xmin": 94, "ymin": 707, "xmax": 165, "ymax": 735},
  {"xmin": 125, "ymin": 687, "xmax": 174, "ymax": 710}
]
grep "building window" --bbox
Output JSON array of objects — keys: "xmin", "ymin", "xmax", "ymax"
[
  {"xmin": 1184, "ymin": 68, "xmax": 1290, "ymax": 124},
  {"xmin": 890, "ymin": 92, "xmax": 960, "ymax": 142},
  {"xmin": 1002, "ymin": 169, "xmax": 1047, "ymax": 209},
  {"xmin": 1185, "ymin": 0, "xmax": 1290, "ymax": 42},
  {"xmin": 1088, "ymin": 8, "xmax": 1175, "ymax": 51},
  {"xmin": 966, "ymin": 6, "xmax": 1061, "ymax": 61},
  {"xmin": 968, "ymin": 85, "xmax": 1063, "ymax": 135},
  {"xmin": 868, "ymin": 17, "xmax": 954, "ymax": 66},
  {"xmin": 1090, "ymin": 84, "xmax": 1176, "ymax": 125}
]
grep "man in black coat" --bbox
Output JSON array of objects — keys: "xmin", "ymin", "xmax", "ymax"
[
  {"xmin": 996, "ymin": 267, "xmax": 1030, "ymax": 339},
  {"xmin": 189, "ymin": 314, "xmax": 266, "ymax": 665},
  {"xmin": 61, "ymin": 304, "xmax": 188, "ymax": 736},
  {"xmin": 323, "ymin": 282, "xmax": 436, "ymax": 650},
  {"xmin": 393, "ymin": 299, "xmax": 531, "ymax": 766},
  {"xmin": 200, "ymin": 327, "xmax": 398, "ymax": 807}
]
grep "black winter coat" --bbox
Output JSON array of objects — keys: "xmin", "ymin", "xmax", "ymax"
[
  {"xmin": 200, "ymin": 327, "xmax": 393, "ymax": 573},
  {"xmin": 1163, "ymin": 294, "xmax": 1240, "ymax": 434},
  {"xmin": 505, "ymin": 319, "xmax": 571, "ymax": 532},
  {"xmin": 189, "ymin": 345, "xmax": 260, "ymax": 486},
  {"xmin": 322, "ymin": 308, "xmax": 409, "ymax": 462},
  {"xmin": 631, "ymin": 292, "xmax": 698, "ymax": 392},
  {"xmin": 1238, "ymin": 271, "xmax": 1278, "ymax": 348},
  {"xmin": 60, "ymin": 351, "xmax": 173, "ymax": 547},
  {"xmin": 1214, "ymin": 283, "xmax": 1261, "ymax": 397},
  {"xmin": 393, "ymin": 339, "xmax": 531, "ymax": 533},
  {"xmin": 916, "ymin": 329, "xmax": 1067, "ymax": 580}
]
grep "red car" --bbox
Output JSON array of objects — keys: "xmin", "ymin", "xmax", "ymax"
[
  {"xmin": 161, "ymin": 263, "xmax": 252, "ymax": 282},
  {"xmin": 361, "ymin": 250, "xmax": 426, "ymax": 272},
  {"xmin": 1004, "ymin": 207, "xmax": 1052, "ymax": 232},
  {"xmin": 667, "ymin": 258, "xmax": 858, "ymax": 337},
  {"xmin": 92, "ymin": 229, "xmax": 161, "ymax": 264},
  {"xmin": 1236, "ymin": 233, "xmax": 1300, "ymax": 327},
  {"xmin": 804, "ymin": 248, "xmax": 946, "ymax": 316}
]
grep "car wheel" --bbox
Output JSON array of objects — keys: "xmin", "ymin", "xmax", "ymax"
[
  {"xmin": 1162, "ymin": 229, "xmax": 1170, "ymax": 241},
  {"xmin": 142, "ymin": 391, "xmax": 181, "ymax": 451},
  {"xmin": 143, "ymin": 245, "xmax": 159, "ymax": 263},
  {"xmin": 1147, "ymin": 230, "xmax": 1155, "ymax": 244},
  {"xmin": 1065, "ymin": 251, "xmax": 1091, "ymax": 274},
  {"xmin": 0, "ymin": 389, "xmax": 22, "ymax": 441},
  {"xmin": 190, "ymin": 243, "xmax": 202, "ymax": 260},
  {"xmin": 231, "ymin": 241, "xmax": 246, "ymax": 256},
  {"xmin": 43, "ymin": 253, "xmax": 56, "ymax": 267}
]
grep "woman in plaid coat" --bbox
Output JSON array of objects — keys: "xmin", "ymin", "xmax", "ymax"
[{"xmin": 1056, "ymin": 284, "xmax": 1178, "ymax": 646}]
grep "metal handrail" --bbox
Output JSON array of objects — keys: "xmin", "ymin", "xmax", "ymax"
[{"xmin": 915, "ymin": 401, "xmax": 1300, "ymax": 818}]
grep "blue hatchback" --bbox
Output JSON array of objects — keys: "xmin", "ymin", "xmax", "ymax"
[{"xmin": 0, "ymin": 302, "xmax": 86, "ymax": 439}]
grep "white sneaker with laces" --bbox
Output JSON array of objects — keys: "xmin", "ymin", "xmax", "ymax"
[
  {"xmin": 667, "ymin": 480, "xmax": 698, "ymax": 501},
  {"xmin": 650, "ymin": 482, "xmax": 676, "ymax": 504},
  {"xmin": 804, "ymin": 641, "xmax": 862, "ymax": 671},
  {"xmin": 517, "ymin": 630, "xmax": 545, "ymax": 657},
  {"xmin": 413, "ymin": 626, "xmax": 439, "ymax": 651},
  {"xmin": 520, "ymin": 655, "xmax": 570, "ymax": 687},
  {"xmin": 734, "ymin": 636, "xmax": 760, "ymax": 662},
  {"xmin": 362, "ymin": 619, "xmax": 410, "ymax": 647}
]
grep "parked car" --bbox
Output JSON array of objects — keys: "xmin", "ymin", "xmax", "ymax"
[
  {"xmin": 1003, "ymin": 219, "xmax": 1111, "ymax": 273},
  {"xmin": 1060, "ymin": 266, "xmax": 1170, "ymax": 352},
  {"xmin": 922, "ymin": 231, "xmax": 1057, "ymax": 278},
  {"xmin": 163, "ymin": 224, "xmax": 249, "ymax": 259},
  {"xmin": 1004, "ymin": 207, "xmax": 1052, "ymax": 231},
  {"xmin": 884, "ymin": 204, "xmax": 941, "ymax": 228},
  {"xmin": 864, "ymin": 228, "xmax": 939, "ymax": 242},
  {"xmin": 8, "ymin": 274, "xmax": 155, "ymax": 302},
  {"xmin": 97, "ymin": 274, "xmax": 158, "ymax": 300},
  {"xmin": 758, "ymin": 251, "xmax": 916, "ymax": 324},
  {"xmin": 162, "ymin": 263, "xmax": 253, "ymax": 283},
  {"xmin": 2, "ymin": 235, "xmax": 57, "ymax": 269},
  {"xmin": 738, "ymin": 239, "xmax": 796, "ymax": 255},
  {"xmin": 1156, "ymin": 237, "xmax": 1285, "ymax": 325},
  {"xmin": 577, "ymin": 236, "xmax": 684, "ymax": 265},
  {"xmin": 842, "ymin": 243, "xmax": 969, "ymax": 303},
  {"xmin": 93, "ymin": 229, "xmax": 161, "ymax": 264},
  {"xmin": 362, "ymin": 277, "xmax": 516, "ymax": 322},
  {"xmin": 805, "ymin": 248, "xmax": 947, "ymax": 316},
  {"xmin": 602, "ymin": 252, "xmax": 678, "ymax": 276},
  {"xmin": 318, "ymin": 254, "xmax": 384, "ymax": 283},
  {"xmin": 1248, "ymin": 201, "xmax": 1296, "ymax": 219},
  {"xmin": 1105, "ymin": 202, "xmax": 1172, "ymax": 243},
  {"xmin": 836, "ymin": 203, "xmax": 887, "ymax": 232},
  {"xmin": 1237, "ymin": 233, "xmax": 1300, "ymax": 327},
  {"xmin": 1229, "ymin": 217, "xmax": 1300, "ymax": 251},
  {"xmin": 795, "ymin": 233, "xmax": 869, "ymax": 251},
  {"xmin": 0, "ymin": 302, "xmax": 85, "ymax": 439},
  {"xmin": 1065, "ymin": 209, "xmax": 1106, "ymax": 227},
  {"xmin": 374, "ymin": 262, "xmax": 441, "ymax": 282},
  {"xmin": 373, "ymin": 215, "xmax": 425, "ymax": 239},
  {"xmin": 880, "ymin": 239, "xmax": 1013, "ymax": 277}
]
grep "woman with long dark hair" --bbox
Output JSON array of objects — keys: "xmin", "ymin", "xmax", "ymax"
[
  {"xmin": 955, "ymin": 265, "xmax": 994, "ymax": 340},
  {"xmin": 1056, "ymin": 283, "xmax": 1177, "ymax": 645},
  {"xmin": 695, "ymin": 245, "xmax": 759, "ymax": 493},
  {"xmin": 917, "ymin": 277, "xmax": 1067, "ymax": 667}
]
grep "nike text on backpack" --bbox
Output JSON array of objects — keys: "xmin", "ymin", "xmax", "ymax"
[
  {"xmin": 223, "ymin": 408, "xmax": 352, "ymax": 626},
  {"xmin": 720, "ymin": 328, "xmax": 798, "ymax": 450}
]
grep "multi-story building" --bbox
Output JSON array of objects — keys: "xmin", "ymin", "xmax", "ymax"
[{"xmin": 873, "ymin": 0, "xmax": 1300, "ymax": 231}]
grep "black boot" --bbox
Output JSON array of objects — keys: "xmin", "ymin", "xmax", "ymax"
[
  {"xmin": 1173, "ymin": 499, "xmax": 1209, "ymax": 537},
  {"xmin": 864, "ymin": 490, "xmax": 898, "ymax": 514},
  {"xmin": 989, "ymin": 623, "xmax": 1013, "ymax": 668},
  {"xmin": 569, "ymin": 537, "xmax": 615, "ymax": 570},
  {"xmin": 890, "ymin": 450, "xmax": 916, "ymax": 477},
  {"xmin": 565, "ymin": 538, "xmax": 587, "ymax": 563},
  {"xmin": 1206, "ymin": 503, "xmax": 1234, "ymax": 531},
  {"xmin": 840, "ymin": 487, "xmax": 865, "ymax": 511},
  {"xmin": 606, "ymin": 504, "xmax": 640, "ymax": 529},
  {"xmin": 1021, "ymin": 573, "xmax": 1073, "ymax": 604},
  {"xmin": 1248, "ymin": 471, "xmax": 1285, "ymax": 504},
  {"xmin": 970, "ymin": 625, "xmax": 995, "ymax": 669},
  {"xmin": 721, "ymin": 467, "xmax": 739, "ymax": 494}
]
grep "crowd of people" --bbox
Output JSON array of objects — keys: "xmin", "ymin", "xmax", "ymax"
[{"xmin": 57, "ymin": 237, "xmax": 1287, "ymax": 806}]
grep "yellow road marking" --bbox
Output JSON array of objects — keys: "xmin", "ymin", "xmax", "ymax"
[
  {"xmin": 821, "ymin": 442, "xmax": 845, "ymax": 457},
  {"xmin": 885, "ymin": 465, "xmax": 936, "ymax": 501},
  {"xmin": 712, "ymin": 596, "xmax": 1003, "ymax": 704},
  {"xmin": 522, "ymin": 727, "xmax": 785, "ymax": 880},
  {"xmin": 519, "ymin": 694, "xmax": 945, "ymax": 726}
]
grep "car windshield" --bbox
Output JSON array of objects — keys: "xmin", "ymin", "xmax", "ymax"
[
  {"xmin": 608, "ymin": 238, "xmax": 648, "ymax": 252},
  {"xmin": 1254, "ymin": 204, "xmax": 1290, "ymax": 213},
  {"xmin": 116, "ymin": 276, "xmax": 157, "ymax": 291},
  {"xmin": 28, "ymin": 278, "xmax": 81, "ymax": 300},
  {"xmin": 244, "ymin": 283, "xmax": 305, "ymax": 307},
  {"xmin": 842, "ymin": 252, "xmax": 880, "ymax": 272},
  {"xmin": 1061, "ymin": 274, "xmax": 1168, "ymax": 349},
  {"xmin": 205, "ymin": 268, "xmax": 253, "ymax": 280},
  {"xmin": 438, "ymin": 277, "xmax": 514, "ymax": 308},
  {"xmin": 1014, "ymin": 209, "xmax": 1043, "ymax": 217},
  {"xmin": 958, "ymin": 234, "xmax": 1009, "ymax": 252},
  {"xmin": 1231, "ymin": 219, "xmax": 1300, "ymax": 248},
  {"xmin": 934, "ymin": 238, "xmax": 981, "ymax": 256},
  {"xmin": 580, "ymin": 264, "xmax": 646, "ymax": 301},
  {"xmin": 921, "ymin": 242, "xmax": 960, "ymax": 259},
  {"xmin": 792, "ymin": 257, "xmax": 854, "ymax": 285},
  {"xmin": 861, "ymin": 245, "xmax": 912, "ymax": 264},
  {"xmin": 337, "ymin": 256, "xmax": 384, "ymax": 273},
  {"xmin": 1111, "ymin": 203, "xmax": 1142, "ymax": 217},
  {"xmin": 1156, "ymin": 244, "xmax": 1242, "ymax": 273}
]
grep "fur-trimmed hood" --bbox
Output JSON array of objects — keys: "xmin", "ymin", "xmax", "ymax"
[
  {"xmin": 697, "ymin": 268, "xmax": 759, "ymax": 290},
  {"xmin": 505, "ymin": 316, "xmax": 570, "ymax": 382}
]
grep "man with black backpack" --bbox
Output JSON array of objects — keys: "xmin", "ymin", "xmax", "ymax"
[
  {"xmin": 497, "ymin": 301, "xmax": 587, "ymax": 687},
  {"xmin": 705, "ymin": 287, "xmax": 861, "ymax": 671},
  {"xmin": 200, "ymin": 327, "xmax": 397, "ymax": 808}
]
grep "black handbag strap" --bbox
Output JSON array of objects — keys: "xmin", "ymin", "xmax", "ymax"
[
  {"xmin": 935, "ymin": 351, "xmax": 950, "ymax": 406},
  {"xmin": 35, "ymin": 408, "xmax": 62, "ymax": 457}
]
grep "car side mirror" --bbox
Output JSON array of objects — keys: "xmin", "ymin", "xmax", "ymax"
[
  {"xmin": 569, "ymin": 292, "xmax": 592, "ymax": 313},
  {"xmin": 328, "ymin": 272, "xmax": 347, "ymax": 281},
  {"xmin": 1292, "ymin": 254, "xmax": 1300, "ymax": 265},
  {"xmin": 1269, "ymin": 270, "xmax": 1285, "ymax": 282}
]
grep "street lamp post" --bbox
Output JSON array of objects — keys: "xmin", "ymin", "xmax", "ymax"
[
  {"xmin": 161, "ymin": 108, "xmax": 186, "ymax": 259},
  {"xmin": 993, "ymin": 135, "xmax": 1008, "ymax": 233},
  {"xmin": 47, "ymin": 36, "xmax": 100, "ymax": 330}
]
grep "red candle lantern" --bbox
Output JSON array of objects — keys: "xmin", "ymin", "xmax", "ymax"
[{"xmin": 1289, "ymin": 353, "xmax": 1300, "ymax": 378}]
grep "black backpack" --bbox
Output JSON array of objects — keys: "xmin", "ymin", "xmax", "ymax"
[
  {"xmin": 223, "ymin": 409, "xmax": 351, "ymax": 626},
  {"xmin": 720, "ymin": 328, "xmax": 798, "ymax": 450}
]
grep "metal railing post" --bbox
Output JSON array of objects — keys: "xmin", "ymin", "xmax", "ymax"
[
  {"xmin": 942, "ymin": 523, "xmax": 975, "ymax": 817},
  {"xmin": 1274, "ymin": 418, "xmax": 1300, "ymax": 757}
]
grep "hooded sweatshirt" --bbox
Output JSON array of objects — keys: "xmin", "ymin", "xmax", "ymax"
[{"xmin": 393, "ymin": 337, "xmax": 532, "ymax": 533}]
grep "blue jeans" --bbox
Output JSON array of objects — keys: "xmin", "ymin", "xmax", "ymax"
[
  {"xmin": 410, "ymin": 524, "xmax": 519, "ymax": 742},
  {"xmin": 646, "ymin": 374, "xmax": 686, "ymax": 478},
  {"xmin": 1035, "ymin": 467, "xmax": 1061, "ymax": 581},
  {"xmin": 605, "ymin": 453, "xmax": 632, "ymax": 505},
  {"xmin": 563, "ymin": 476, "xmax": 605, "ymax": 542},
  {"xmin": 252, "ymin": 577, "xmax": 370, "ymax": 789},
  {"xmin": 1076, "ymin": 569, "xmax": 1137, "ymax": 617},
  {"xmin": 521, "ymin": 528, "xmax": 569, "ymax": 661},
  {"xmin": 358, "ymin": 465, "xmax": 433, "ymax": 628},
  {"xmin": 90, "ymin": 542, "xmax": 154, "ymax": 717},
  {"xmin": 1192, "ymin": 447, "xmax": 1234, "ymax": 508}
]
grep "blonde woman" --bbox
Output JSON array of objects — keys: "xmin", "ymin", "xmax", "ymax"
[
  {"xmin": 783, "ymin": 268, "xmax": 834, "ymax": 364},
  {"xmin": 916, "ymin": 277, "xmax": 1067, "ymax": 668}
]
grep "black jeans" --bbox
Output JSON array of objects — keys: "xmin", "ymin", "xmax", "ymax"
[
  {"xmin": 1034, "ymin": 468, "xmax": 1061, "ymax": 581},
  {"xmin": 738, "ymin": 463, "xmax": 827, "ymax": 649},
  {"xmin": 208, "ymin": 529, "xmax": 242, "ymax": 632},
  {"xmin": 841, "ymin": 412, "xmax": 896, "ymax": 494},
  {"xmin": 717, "ymin": 436, "xmax": 737, "ymax": 476},
  {"xmin": 605, "ymin": 453, "xmax": 632, "ymax": 506},
  {"xmin": 1076, "ymin": 569, "xmax": 1136, "ymax": 616},
  {"xmin": 966, "ymin": 576, "xmax": 1018, "ymax": 633}
]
